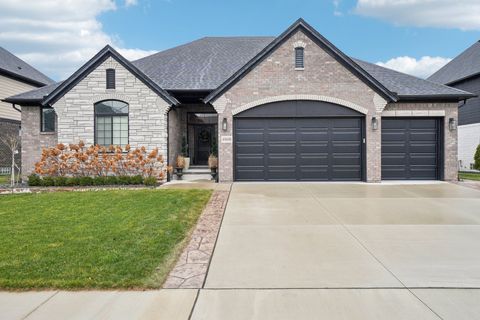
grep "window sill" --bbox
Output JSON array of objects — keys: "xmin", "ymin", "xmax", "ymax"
[
  {"xmin": 40, "ymin": 131, "xmax": 56, "ymax": 135},
  {"xmin": 295, "ymin": 67, "xmax": 305, "ymax": 71}
]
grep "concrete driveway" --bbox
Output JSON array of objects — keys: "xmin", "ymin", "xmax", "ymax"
[
  {"xmin": 192, "ymin": 182, "xmax": 480, "ymax": 319},
  {"xmin": 3, "ymin": 182, "xmax": 480, "ymax": 319}
]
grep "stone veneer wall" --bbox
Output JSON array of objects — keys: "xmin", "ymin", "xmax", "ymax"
[
  {"xmin": 21, "ymin": 107, "xmax": 58, "ymax": 178},
  {"xmin": 383, "ymin": 102, "xmax": 458, "ymax": 181},
  {"xmin": 53, "ymin": 57, "xmax": 170, "ymax": 153},
  {"xmin": 212, "ymin": 29, "xmax": 386, "ymax": 182},
  {"xmin": 21, "ymin": 56, "xmax": 172, "ymax": 178}
]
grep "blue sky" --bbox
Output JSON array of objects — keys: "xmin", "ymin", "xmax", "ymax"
[
  {"xmin": 101, "ymin": 0, "xmax": 478, "ymax": 63},
  {"xmin": 1, "ymin": 0, "xmax": 479, "ymax": 80}
]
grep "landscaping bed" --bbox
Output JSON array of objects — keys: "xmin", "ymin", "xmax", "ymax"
[{"xmin": 0, "ymin": 188, "xmax": 212, "ymax": 289}]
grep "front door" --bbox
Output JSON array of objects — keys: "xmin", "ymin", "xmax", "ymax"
[{"xmin": 194, "ymin": 125, "xmax": 214, "ymax": 165}]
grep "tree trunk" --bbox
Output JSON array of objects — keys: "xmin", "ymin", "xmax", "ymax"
[{"xmin": 10, "ymin": 152, "xmax": 15, "ymax": 187}]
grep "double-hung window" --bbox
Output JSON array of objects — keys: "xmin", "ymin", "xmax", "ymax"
[{"xmin": 94, "ymin": 100, "xmax": 129, "ymax": 147}]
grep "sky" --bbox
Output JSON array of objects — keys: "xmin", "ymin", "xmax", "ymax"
[{"xmin": 1, "ymin": 0, "xmax": 479, "ymax": 81}]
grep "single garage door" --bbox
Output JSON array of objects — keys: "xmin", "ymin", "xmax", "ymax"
[
  {"xmin": 381, "ymin": 118, "xmax": 441, "ymax": 180},
  {"xmin": 234, "ymin": 101, "xmax": 364, "ymax": 181}
]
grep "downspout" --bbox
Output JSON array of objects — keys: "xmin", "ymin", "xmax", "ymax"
[{"xmin": 12, "ymin": 103, "xmax": 21, "ymax": 113}]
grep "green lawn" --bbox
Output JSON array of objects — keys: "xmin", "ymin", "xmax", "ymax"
[
  {"xmin": 459, "ymin": 172, "xmax": 480, "ymax": 181},
  {"xmin": 0, "ymin": 175, "xmax": 9, "ymax": 184},
  {"xmin": 0, "ymin": 189, "xmax": 212, "ymax": 289}
]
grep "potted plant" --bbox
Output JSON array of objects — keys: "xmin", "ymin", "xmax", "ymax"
[
  {"xmin": 209, "ymin": 136, "xmax": 218, "ymax": 181},
  {"xmin": 208, "ymin": 154, "xmax": 218, "ymax": 181},
  {"xmin": 166, "ymin": 165, "xmax": 174, "ymax": 182},
  {"xmin": 175, "ymin": 155, "xmax": 185, "ymax": 179},
  {"xmin": 181, "ymin": 136, "xmax": 190, "ymax": 171}
]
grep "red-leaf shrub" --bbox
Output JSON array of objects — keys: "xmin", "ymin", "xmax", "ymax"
[{"xmin": 34, "ymin": 141, "xmax": 166, "ymax": 180}]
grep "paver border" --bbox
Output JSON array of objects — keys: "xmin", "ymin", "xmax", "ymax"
[{"xmin": 163, "ymin": 187, "xmax": 231, "ymax": 288}]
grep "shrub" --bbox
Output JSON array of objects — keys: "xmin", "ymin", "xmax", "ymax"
[
  {"xmin": 105, "ymin": 176, "xmax": 118, "ymax": 185},
  {"xmin": 66, "ymin": 177, "xmax": 80, "ymax": 186},
  {"xmin": 28, "ymin": 174, "xmax": 42, "ymax": 186},
  {"xmin": 143, "ymin": 176, "xmax": 157, "ymax": 187},
  {"xmin": 54, "ymin": 176, "xmax": 68, "ymax": 186},
  {"xmin": 34, "ymin": 141, "xmax": 166, "ymax": 180},
  {"xmin": 130, "ymin": 175, "xmax": 143, "ymax": 185},
  {"xmin": 474, "ymin": 144, "xmax": 480, "ymax": 170},
  {"xmin": 79, "ymin": 176, "xmax": 94, "ymax": 186},
  {"xmin": 42, "ymin": 176, "xmax": 55, "ymax": 187},
  {"xmin": 117, "ymin": 175, "xmax": 132, "ymax": 185},
  {"xmin": 93, "ymin": 176, "xmax": 107, "ymax": 186}
]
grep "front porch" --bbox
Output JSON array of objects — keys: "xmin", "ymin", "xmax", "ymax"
[{"xmin": 168, "ymin": 104, "xmax": 218, "ymax": 179}]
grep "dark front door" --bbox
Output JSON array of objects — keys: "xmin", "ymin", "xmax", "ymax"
[
  {"xmin": 381, "ymin": 118, "xmax": 441, "ymax": 180},
  {"xmin": 194, "ymin": 125, "xmax": 214, "ymax": 165}
]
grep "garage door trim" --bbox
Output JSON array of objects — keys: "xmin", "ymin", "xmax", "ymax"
[{"xmin": 233, "ymin": 100, "xmax": 366, "ymax": 182}]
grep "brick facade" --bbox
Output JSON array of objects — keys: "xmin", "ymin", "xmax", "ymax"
[
  {"xmin": 212, "ymin": 30, "xmax": 458, "ymax": 182},
  {"xmin": 212, "ymin": 30, "xmax": 386, "ymax": 182},
  {"xmin": 20, "ymin": 107, "xmax": 58, "ymax": 178}
]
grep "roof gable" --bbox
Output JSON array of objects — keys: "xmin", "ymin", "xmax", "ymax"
[
  {"xmin": 42, "ymin": 45, "xmax": 178, "ymax": 107},
  {"xmin": 204, "ymin": 18, "xmax": 398, "ymax": 104},
  {"xmin": 0, "ymin": 46, "xmax": 53, "ymax": 86},
  {"xmin": 428, "ymin": 41, "xmax": 480, "ymax": 85}
]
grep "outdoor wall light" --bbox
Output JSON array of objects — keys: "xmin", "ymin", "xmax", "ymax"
[
  {"xmin": 449, "ymin": 117, "xmax": 457, "ymax": 131},
  {"xmin": 371, "ymin": 117, "xmax": 378, "ymax": 130},
  {"xmin": 222, "ymin": 117, "xmax": 228, "ymax": 131}
]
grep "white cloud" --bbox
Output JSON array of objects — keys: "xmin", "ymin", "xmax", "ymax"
[
  {"xmin": 125, "ymin": 0, "xmax": 138, "ymax": 7},
  {"xmin": 0, "ymin": 0, "xmax": 155, "ymax": 80},
  {"xmin": 376, "ymin": 56, "xmax": 451, "ymax": 78},
  {"xmin": 356, "ymin": 0, "xmax": 480, "ymax": 30},
  {"xmin": 333, "ymin": 0, "xmax": 343, "ymax": 16}
]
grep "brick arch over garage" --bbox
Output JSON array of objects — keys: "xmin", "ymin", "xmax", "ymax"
[{"xmin": 231, "ymin": 95, "xmax": 369, "ymax": 116}]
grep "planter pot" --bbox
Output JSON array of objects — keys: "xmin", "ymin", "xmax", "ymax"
[
  {"xmin": 184, "ymin": 157, "xmax": 190, "ymax": 171},
  {"xmin": 210, "ymin": 167, "xmax": 217, "ymax": 181},
  {"xmin": 176, "ymin": 168, "xmax": 184, "ymax": 179}
]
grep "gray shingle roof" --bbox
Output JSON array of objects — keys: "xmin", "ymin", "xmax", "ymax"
[
  {"xmin": 353, "ymin": 59, "xmax": 473, "ymax": 99},
  {"xmin": 428, "ymin": 41, "xmax": 480, "ymax": 85},
  {"xmin": 0, "ymin": 46, "xmax": 53, "ymax": 86},
  {"xmin": 4, "ymin": 37, "xmax": 474, "ymax": 104},
  {"xmin": 132, "ymin": 37, "xmax": 275, "ymax": 90}
]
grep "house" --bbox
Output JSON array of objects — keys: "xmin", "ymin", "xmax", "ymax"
[
  {"xmin": 428, "ymin": 41, "xmax": 480, "ymax": 171},
  {"xmin": 4, "ymin": 19, "xmax": 474, "ymax": 182},
  {"xmin": 0, "ymin": 46, "xmax": 53, "ymax": 174}
]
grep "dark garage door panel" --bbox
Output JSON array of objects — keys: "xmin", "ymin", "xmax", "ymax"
[
  {"xmin": 381, "ymin": 118, "xmax": 440, "ymax": 180},
  {"xmin": 235, "ymin": 118, "xmax": 363, "ymax": 181}
]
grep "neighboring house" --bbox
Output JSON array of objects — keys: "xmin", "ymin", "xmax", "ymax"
[
  {"xmin": 5, "ymin": 19, "xmax": 474, "ymax": 182},
  {"xmin": 428, "ymin": 41, "xmax": 480, "ymax": 171},
  {"xmin": 0, "ymin": 46, "xmax": 53, "ymax": 174}
]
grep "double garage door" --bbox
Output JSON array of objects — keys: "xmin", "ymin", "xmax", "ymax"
[
  {"xmin": 233, "ymin": 101, "xmax": 442, "ymax": 181},
  {"xmin": 234, "ymin": 100, "xmax": 364, "ymax": 181}
]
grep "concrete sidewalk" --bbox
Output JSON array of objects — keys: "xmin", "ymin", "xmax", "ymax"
[{"xmin": 0, "ymin": 290, "xmax": 197, "ymax": 320}]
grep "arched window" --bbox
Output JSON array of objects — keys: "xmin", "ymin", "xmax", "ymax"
[
  {"xmin": 295, "ymin": 47, "xmax": 304, "ymax": 69},
  {"xmin": 94, "ymin": 100, "xmax": 129, "ymax": 147}
]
